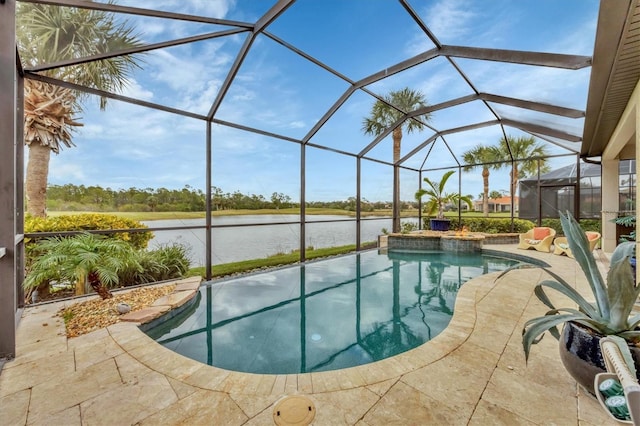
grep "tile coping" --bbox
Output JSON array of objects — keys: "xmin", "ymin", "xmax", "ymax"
[{"xmin": 110, "ymin": 247, "xmax": 548, "ymax": 396}]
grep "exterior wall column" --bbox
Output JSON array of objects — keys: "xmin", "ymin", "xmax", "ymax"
[
  {"xmin": 601, "ymin": 159, "xmax": 619, "ymax": 253},
  {"xmin": 0, "ymin": 0, "xmax": 17, "ymax": 359},
  {"xmin": 630, "ymin": 81, "xmax": 640, "ymax": 282}
]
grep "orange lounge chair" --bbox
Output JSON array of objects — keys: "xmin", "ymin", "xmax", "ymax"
[
  {"xmin": 518, "ymin": 227, "xmax": 556, "ymax": 253},
  {"xmin": 553, "ymin": 231, "xmax": 601, "ymax": 258}
]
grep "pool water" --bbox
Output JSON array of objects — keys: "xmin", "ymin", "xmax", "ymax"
[{"xmin": 143, "ymin": 249, "xmax": 520, "ymax": 374}]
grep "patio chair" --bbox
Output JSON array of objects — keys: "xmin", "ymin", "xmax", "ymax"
[
  {"xmin": 553, "ymin": 231, "xmax": 601, "ymax": 258},
  {"xmin": 518, "ymin": 227, "xmax": 556, "ymax": 253}
]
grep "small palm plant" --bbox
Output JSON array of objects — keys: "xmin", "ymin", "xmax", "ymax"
[
  {"xmin": 415, "ymin": 170, "xmax": 472, "ymax": 219},
  {"xmin": 505, "ymin": 211, "xmax": 638, "ymax": 360},
  {"xmin": 24, "ymin": 233, "xmax": 142, "ymax": 300}
]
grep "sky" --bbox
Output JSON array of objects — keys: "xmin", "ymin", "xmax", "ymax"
[{"xmin": 29, "ymin": 0, "xmax": 601, "ymax": 203}]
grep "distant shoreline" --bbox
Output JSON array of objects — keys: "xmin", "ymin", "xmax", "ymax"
[
  {"xmin": 47, "ymin": 208, "xmax": 406, "ymax": 221},
  {"xmin": 46, "ymin": 209, "xmax": 509, "ymax": 221}
]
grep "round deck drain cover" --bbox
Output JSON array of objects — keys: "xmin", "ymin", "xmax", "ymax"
[{"xmin": 272, "ymin": 395, "xmax": 316, "ymax": 426}]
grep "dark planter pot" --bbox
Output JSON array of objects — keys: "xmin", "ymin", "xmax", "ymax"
[
  {"xmin": 559, "ymin": 321, "xmax": 640, "ymax": 395},
  {"xmin": 429, "ymin": 218, "xmax": 451, "ymax": 232}
]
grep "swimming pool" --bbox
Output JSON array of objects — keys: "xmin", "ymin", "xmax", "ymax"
[{"xmin": 143, "ymin": 249, "xmax": 523, "ymax": 374}]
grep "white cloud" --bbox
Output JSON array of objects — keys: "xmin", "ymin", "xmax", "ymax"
[
  {"xmin": 134, "ymin": 21, "xmax": 168, "ymax": 41},
  {"xmin": 120, "ymin": 79, "xmax": 154, "ymax": 101},
  {"xmin": 150, "ymin": 0, "xmax": 234, "ymax": 19},
  {"xmin": 79, "ymin": 123, "xmax": 105, "ymax": 138},
  {"xmin": 178, "ymin": 79, "xmax": 223, "ymax": 114},
  {"xmin": 230, "ymin": 87, "xmax": 256, "ymax": 102},
  {"xmin": 288, "ymin": 120, "xmax": 306, "ymax": 129},
  {"xmin": 548, "ymin": 16, "xmax": 598, "ymax": 56},
  {"xmin": 119, "ymin": 0, "xmax": 235, "ymax": 34},
  {"xmin": 140, "ymin": 40, "xmax": 234, "ymax": 115},
  {"xmin": 424, "ymin": 0, "xmax": 478, "ymax": 42},
  {"xmin": 49, "ymin": 162, "xmax": 86, "ymax": 181}
]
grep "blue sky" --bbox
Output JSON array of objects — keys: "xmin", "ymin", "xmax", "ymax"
[{"xmin": 36, "ymin": 0, "xmax": 600, "ymax": 202}]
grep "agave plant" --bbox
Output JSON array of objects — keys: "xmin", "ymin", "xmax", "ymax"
[{"xmin": 503, "ymin": 211, "xmax": 638, "ymax": 360}]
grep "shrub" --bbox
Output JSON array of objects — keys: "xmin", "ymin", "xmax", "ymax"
[
  {"xmin": 25, "ymin": 214, "xmax": 154, "ymax": 285},
  {"xmin": 25, "ymin": 213, "xmax": 153, "ymax": 249},
  {"xmin": 23, "ymin": 233, "xmax": 142, "ymax": 300},
  {"xmin": 118, "ymin": 243, "xmax": 191, "ymax": 286},
  {"xmin": 400, "ymin": 221, "xmax": 418, "ymax": 234},
  {"xmin": 423, "ymin": 217, "xmax": 535, "ymax": 233},
  {"xmin": 542, "ymin": 218, "xmax": 601, "ymax": 236}
]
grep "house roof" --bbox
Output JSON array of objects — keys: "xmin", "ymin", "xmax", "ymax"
[
  {"xmin": 520, "ymin": 159, "xmax": 635, "ymax": 182},
  {"xmin": 581, "ymin": 0, "xmax": 640, "ymax": 158},
  {"xmin": 474, "ymin": 196, "xmax": 518, "ymax": 205},
  {"xmin": 490, "ymin": 196, "xmax": 518, "ymax": 204}
]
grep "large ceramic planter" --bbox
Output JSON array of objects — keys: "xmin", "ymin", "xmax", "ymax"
[
  {"xmin": 429, "ymin": 218, "xmax": 451, "ymax": 232},
  {"xmin": 559, "ymin": 321, "xmax": 640, "ymax": 395}
]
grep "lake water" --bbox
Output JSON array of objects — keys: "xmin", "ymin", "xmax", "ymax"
[{"xmin": 143, "ymin": 215, "xmax": 419, "ymax": 267}]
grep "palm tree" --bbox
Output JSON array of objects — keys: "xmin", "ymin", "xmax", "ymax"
[
  {"xmin": 415, "ymin": 170, "xmax": 472, "ymax": 219},
  {"xmin": 362, "ymin": 88, "xmax": 431, "ymax": 232},
  {"xmin": 462, "ymin": 144, "xmax": 502, "ymax": 217},
  {"xmin": 17, "ymin": 3, "xmax": 144, "ymax": 217},
  {"xmin": 24, "ymin": 233, "xmax": 142, "ymax": 300},
  {"xmin": 498, "ymin": 136, "xmax": 550, "ymax": 199}
]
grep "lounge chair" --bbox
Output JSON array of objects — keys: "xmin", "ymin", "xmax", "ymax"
[
  {"xmin": 518, "ymin": 227, "xmax": 556, "ymax": 253},
  {"xmin": 553, "ymin": 231, "xmax": 601, "ymax": 258}
]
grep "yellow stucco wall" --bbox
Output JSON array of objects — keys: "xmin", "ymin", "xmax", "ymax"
[{"xmin": 601, "ymin": 79, "xmax": 639, "ymax": 254}]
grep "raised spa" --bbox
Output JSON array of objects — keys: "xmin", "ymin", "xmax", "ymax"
[{"xmin": 143, "ymin": 249, "xmax": 524, "ymax": 374}]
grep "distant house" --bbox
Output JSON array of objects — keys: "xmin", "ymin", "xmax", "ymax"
[{"xmin": 473, "ymin": 196, "xmax": 518, "ymax": 213}]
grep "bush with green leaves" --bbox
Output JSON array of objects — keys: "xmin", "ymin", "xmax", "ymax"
[
  {"xmin": 25, "ymin": 214, "xmax": 153, "ymax": 276},
  {"xmin": 541, "ymin": 218, "xmax": 601, "ymax": 236},
  {"xmin": 423, "ymin": 217, "xmax": 534, "ymax": 233},
  {"xmin": 118, "ymin": 243, "xmax": 191, "ymax": 285},
  {"xmin": 24, "ymin": 233, "xmax": 142, "ymax": 300},
  {"xmin": 400, "ymin": 221, "xmax": 418, "ymax": 234},
  {"xmin": 613, "ymin": 215, "xmax": 636, "ymax": 242},
  {"xmin": 25, "ymin": 213, "xmax": 153, "ymax": 249},
  {"xmin": 25, "ymin": 235, "xmax": 191, "ymax": 301}
]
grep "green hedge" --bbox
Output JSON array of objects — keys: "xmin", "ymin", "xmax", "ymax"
[
  {"xmin": 423, "ymin": 217, "xmax": 535, "ymax": 233},
  {"xmin": 541, "ymin": 218, "xmax": 601, "ymax": 236},
  {"xmin": 25, "ymin": 213, "xmax": 153, "ymax": 249},
  {"xmin": 422, "ymin": 216, "xmax": 603, "ymax": 235}
]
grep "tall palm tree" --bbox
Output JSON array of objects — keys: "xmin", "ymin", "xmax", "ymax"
[
  {"xmin": 462, "ymin": 144, "xmax": 502, "ymax": 217},
  {"xmin": 362, "ymin": 88, "xmax": 431, "ymax": 232},
  {"xmin": 498, "ymin": 135, "xmax": 550, "ymax": 199},
  {"xmin": 17, "ymin": 3, "xmax": 144, "ymax": 217}
]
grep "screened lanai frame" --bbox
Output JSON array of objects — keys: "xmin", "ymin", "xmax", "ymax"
[{"xmin": 1, "ymin": 0, "xmax": 599, "ymax": 358}]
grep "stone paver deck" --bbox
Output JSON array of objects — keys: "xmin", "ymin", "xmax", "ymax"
[{"xmin": 0, "ymin": 246, "xmax": 619, "ymax": 425}]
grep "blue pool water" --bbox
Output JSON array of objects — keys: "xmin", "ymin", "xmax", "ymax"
[{"xmin": 143, "ymin": 249, "xmax": 521, "ymax": 374}]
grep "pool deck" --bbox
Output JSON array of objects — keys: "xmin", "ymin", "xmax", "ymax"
[{"xmin": 0, "ymin": 244, "xmax": 619, "ymax": 425}]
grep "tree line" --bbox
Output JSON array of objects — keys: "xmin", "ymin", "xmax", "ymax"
[{"xmin": 45, "ymin": 184, "xmax": 406, "ymax": 212}]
